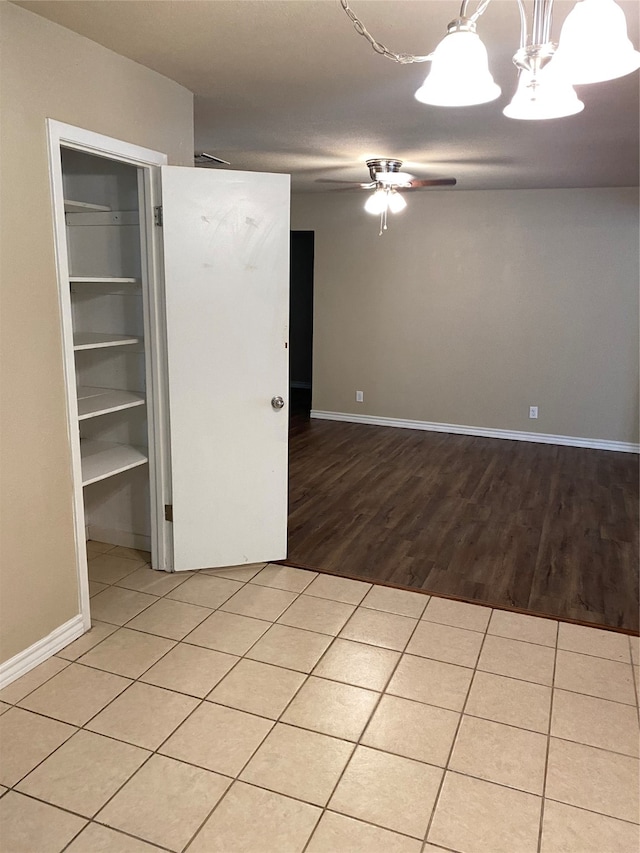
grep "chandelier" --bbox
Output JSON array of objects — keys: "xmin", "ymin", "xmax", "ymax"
[{"xmin": 341, "ymin": 0, "xmax": 640, "ymax": 120}]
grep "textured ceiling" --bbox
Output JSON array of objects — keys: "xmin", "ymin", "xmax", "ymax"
[{"xmin": 16, "ymin": 0, "xmax": 640, "ymax": 191}]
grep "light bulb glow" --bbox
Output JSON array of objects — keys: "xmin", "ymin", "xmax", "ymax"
[
  {"xmin": 555, "ymin": 0, "xmax": 640, "ymax": 84},
  {"xmin": 364, "ymin": 189, "xmax": 388, "ymax": 215},
  {"xmin": 503, "ymin": 59, "xmax": 585, "ymax": 120},
  {"xmin": 415, "ymin": 29, "xmax": 501, "ymax": 107},
  {"xmin": 387, "ymin": 190, "xmax": 407, "ymax": 213}
]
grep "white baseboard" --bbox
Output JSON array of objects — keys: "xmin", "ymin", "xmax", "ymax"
[
  {"xmin": 88, "ymin": 526, "xmax": 151, "ymax": 551},
  {"xmin": 0, "ymin": 615, "xmax": 84, "ymax": 690},
  {"xmin": 310, "ymin": 410, "xmax": 640, "ymax": 454}
]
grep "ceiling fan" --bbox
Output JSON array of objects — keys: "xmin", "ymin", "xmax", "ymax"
[{"xmin": 321, "ymin": 158, "xmax": 457, "ymax": 235}]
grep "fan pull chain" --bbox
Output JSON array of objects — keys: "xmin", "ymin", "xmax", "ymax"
[{"xmin": 379, "ymin": 206, "xmax": 388, "ymax": 237}]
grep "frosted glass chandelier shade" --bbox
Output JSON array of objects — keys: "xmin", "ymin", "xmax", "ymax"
[
  {"xmin": 555, "ymin": 0, "xmax": 640, "ymax": 84},
  {"xmin": 415, "ymin": 29, "xmax": 501, "ymax": 107},
  {"xmin": 503, "ymin": 61, "xmax": 585, "ymax": 119}
]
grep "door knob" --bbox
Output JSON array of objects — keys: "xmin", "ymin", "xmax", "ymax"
[{"xmin": 271, "ymin": 396, "xmax": 285, "ymax": 410}]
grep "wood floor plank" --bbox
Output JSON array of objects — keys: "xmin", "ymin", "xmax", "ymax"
[{"xmin": 287, "ymin": 408, "xmax": 639, "ymax": 631}]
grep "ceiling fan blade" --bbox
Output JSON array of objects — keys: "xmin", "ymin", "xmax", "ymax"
[
  {"xmin": 327, "ymin": 184, "xmax": 377, "ymax": 192},
  {"xmin": 316, "ymin": 179, "xmax": 375, "ymax": 188},
  {"xmin": 407, "ymin": 178, "xmax": 457, "ymax": 188}
]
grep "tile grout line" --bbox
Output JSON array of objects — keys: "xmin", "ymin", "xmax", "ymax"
[
  {"xmin": 7, "ymin": 601, "xmax": 638, "ymax": 793},
  {"xmin": 302, "ymin": 593, "xmax": 430, "ymax": 853},
  {"xmin": 75, "ymin": 613, "xmax": 637, "ymax": 704},
  {"xmin": 181, "ymin": 668, "xmax": 323, "ymax": 851},
  {"xmin": 91, "ymin": 556, "xmax": 640, "ymax": 656},
  {"xmin": 6, "ymin": 565, "xmax": 633, "ymax": 700},
  {"xmin": 537, "ymin": 618, "xmax": 560, "ymax": 853},
  {"xmin": 5, "ymin": 560, "xmax": 639, "ymax": 850},
  {"xmin": 165, "ymin": 577, "xmax": 393, "ymax": 850},
  {"xmin": 71, "ymin": 565, "xmax": 269, "ymax": 683},
  {"xmin": 7, "ymin": 631, "xmax": 639, "ymax": 778},
  {"xmin": 62, "ymin": 571, "xmax": 361, "ymax": 852},
  {"xmin": 422, "ymin": 610, "xmax": 493, "ymax": 847},
  {"xmin": 60, "ymin": 812, "xmax": 175, "ymax": 853},
  {"xmin": 50, "ymin": 587, "xmax": 278, "ymax": 853},
  {"xmin": 629, "ymin": 636, "xmax": 640, "ymax": 725},
  {"xmin": 175, "ymin": 588, "xmax": 352, "ymax": 853},
  {"xmin": 12, "ymin": 731, "xmax": 640, "ymax": 853},
  {"xmin": 31, "ymin": 572, "xmax": 637, "ymax": 841},
  {"xmin": 10, "ymin": 673, "xmax": 640, "ymax": 833},
  {"xmin": 0, "ymin": 658, "xmax": 74, "ymax": 708},
  {"xmin": 92, "ymin": 546, "xmax": 640, "ymax": 636},
  {"xmin": 299, "ymin": 593, "xmax": 433, "ymax": 853},
  {"xmin": 5, "ymin": 578, "xmax": 268, "ymax": 804}
]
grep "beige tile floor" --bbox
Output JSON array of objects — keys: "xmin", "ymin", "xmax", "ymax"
[{"xmin": 1, "ymin": 543, "xmax": 639, "ymax": 853}]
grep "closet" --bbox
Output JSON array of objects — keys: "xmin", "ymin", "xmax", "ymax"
[
  {"xmin": 62, "ymin": 148, "xmax": 154, "ymax": 558},
  {"xmin": 50, "ymin": 121, "xmax": 290, "ymax": 610}
]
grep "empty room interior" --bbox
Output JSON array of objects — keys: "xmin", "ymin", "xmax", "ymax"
[{"xmin": 1, "ymin": 2, "xmax": 639, "ymax": 852}]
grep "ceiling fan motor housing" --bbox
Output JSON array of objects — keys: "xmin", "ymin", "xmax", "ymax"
[{"xmin": 366, "ymin": 158, "xmax": 403, "ymax": 182}]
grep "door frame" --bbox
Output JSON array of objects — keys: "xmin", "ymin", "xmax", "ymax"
[{"xmin": 46, "ymin": 120, "xmax": 168, "ymax": 630}]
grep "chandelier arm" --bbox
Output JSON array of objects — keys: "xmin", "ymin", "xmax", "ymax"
[
  {"xmin": 468, "ymin": 0, "xmax": 493, "ymax": 25},
  {"xmin": 515, "ymin": 0, "xmax": 529, "ymax": 49},
  {"xmin": 532, "ymin": 0, "xmax": 555, "ymax": 46},
  {"xmin": 339, "ymin": 0, "xmax": 431, "ymax": 64},
  {"xmin": 543, "ymin": 0, "xmax": 555, "ymax": 43}
]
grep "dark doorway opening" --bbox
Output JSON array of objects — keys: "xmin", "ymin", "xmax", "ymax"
[{"xmin": 289, "ymin": 231, "xmax": 314, "ymax": 419}]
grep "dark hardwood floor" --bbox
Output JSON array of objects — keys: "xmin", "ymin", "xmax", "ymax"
[{"xmin": 286, "ymin": 398, "xmax": 639, "ymax": 632}]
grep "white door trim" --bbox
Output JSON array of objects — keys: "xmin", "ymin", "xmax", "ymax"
[{"xmin": 46, "ymin": 120, "xmax": 168, "ymax": 633}]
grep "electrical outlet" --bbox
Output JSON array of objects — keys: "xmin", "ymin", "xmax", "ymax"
[
  {"xmin": 356, "ymin": 390, "xmax": 364, "ymax": 402},
  {"xmin": 529, "ymin": 406, "xmax": 539, "ymax": 419}
]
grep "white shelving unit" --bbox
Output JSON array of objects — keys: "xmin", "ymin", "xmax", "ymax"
[
  {"xmin": 64, "ymin": 199, "xmax": 111, "ymax": 214},
  {"xmin": 77, "ymin": 386, "xmax": 145, "ymax": 420},
  {"xmin": 70, "ymin": 276, "xmax": 140, "ymax": 285},
  {"xmin": 73, "ymin": 332, "xmax": 141, "ymax": 351},
  {"xmin": 80, "ymin": 440, "xmax": 148, "ymax": 486},
  {"xmin": 61, "ymin": 157, "xmax": 152, "ymax": 546}
]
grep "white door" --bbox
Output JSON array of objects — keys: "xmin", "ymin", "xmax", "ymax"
[{"xmin": 160, "ymin": 166, "xmax": 290, "ymax": 570}]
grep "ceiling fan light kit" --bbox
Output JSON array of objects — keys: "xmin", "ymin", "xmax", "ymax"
[
  {"xmin": 356, "ymin": 158, "xmax": 455, "ymax": 235},
  {"xmin": 364, "ymin": 160, "xmax": 410, "ymax": 234},
  {"xmin": 342, "ymin": 0, "xmax": 640, "ymax": 120}
]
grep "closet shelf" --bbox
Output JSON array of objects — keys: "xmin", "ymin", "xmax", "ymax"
[
  {"xmin": 64, "ymin": 199, "xmax": 111, "ymax": 214},
  {"xmin": 70, "ymin": 277, "xmax": 140, "ymax": 285},
  {"xmin": 77, "ymin": 386, "xmax": 145, "ymax": 420},
  {"xmin": 81, "ymin": 440, "xmax": 148, "ymax": 486},
  {"xmin": 73, "ymin": 333, "xmax": 141, "ymax": 351}
]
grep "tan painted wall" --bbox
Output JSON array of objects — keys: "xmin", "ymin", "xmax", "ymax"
[
  {"xmin": 292, "ymin": 187, "xmax": 639, "ymax": 445},
  {"xmin": 0, "ymin": 3, "xmax": 194, "ymax": 664}
]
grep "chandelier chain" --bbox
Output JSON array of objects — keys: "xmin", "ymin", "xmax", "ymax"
[{"xmin": 339, "ymin": 0, "xmax": 431, "ymax": 64}]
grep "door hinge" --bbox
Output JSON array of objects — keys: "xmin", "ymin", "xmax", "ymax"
[
  {"xmin": 154, "ymin": 205, "xmax": 163, "ymax": 227},
  {"xmin": 164, "ymin": 504, "xmax": 173, "ymax": 522}
]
